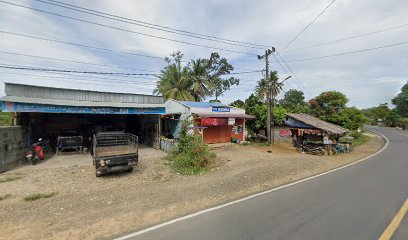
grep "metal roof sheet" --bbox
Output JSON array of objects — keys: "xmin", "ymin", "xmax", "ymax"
[
  {"xmin": 178, "ymin": 101, "xmax": 228, "ymax": 108},
  {"xmin": 1, "ymin": 96, "xmax": 165, "ymax": 108},
  {"xmin": 4, "ymin": 83, "xmax": 164, "ymax": 104}
]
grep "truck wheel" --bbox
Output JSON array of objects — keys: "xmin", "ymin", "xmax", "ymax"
[
  {"xmin": 96, "ymin": 170, "xmax": 103, "ymax": 177},
  {"xmin": 127, "ymin": 167, "xmax": 134, "ymax": 173}
]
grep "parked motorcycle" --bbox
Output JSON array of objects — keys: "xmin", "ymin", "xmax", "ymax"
[
  {"xmin": 300, "ymin": 144, "xmax": 325, "ymax": 156},
  {"xmin": 25, "ymin": 139, "xmax": 45, "ymax": 165}
]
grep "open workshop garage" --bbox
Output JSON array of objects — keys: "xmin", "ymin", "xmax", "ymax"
[{"xmin": 1, "ymin": 83, "xmax": 165, "ymax": 151}]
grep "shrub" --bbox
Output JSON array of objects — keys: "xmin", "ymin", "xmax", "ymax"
[
  {"xmin": 167, "ymin": 119, "xmax": 215, "ymax": 175},
  {"xmin": 349, "ymin": 131, "xmax": 370, "ymax": 146}
]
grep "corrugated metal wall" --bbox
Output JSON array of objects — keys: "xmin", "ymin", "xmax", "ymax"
[{"xmin": 5, "ymin": 83, "xmax": 164, "ymax": 104}]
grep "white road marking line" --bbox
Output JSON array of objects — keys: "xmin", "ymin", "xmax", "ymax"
[{"xmin": 114, "ymin": 130, "xmax": 390, "ymax": 240}]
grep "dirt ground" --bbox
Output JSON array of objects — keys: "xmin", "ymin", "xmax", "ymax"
[{"xmin": 0, "ymin": 134, "xmax": 384, "ymax": 240}]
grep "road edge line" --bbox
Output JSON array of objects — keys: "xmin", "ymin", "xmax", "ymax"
[{"xmin": 114, "ymin": 130, "xmax": 390, "ymax": 240}]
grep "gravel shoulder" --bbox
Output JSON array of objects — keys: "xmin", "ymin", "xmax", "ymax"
[{"xmin": 0, "ymin": 132, "xmax": 385, "ymax": 240}]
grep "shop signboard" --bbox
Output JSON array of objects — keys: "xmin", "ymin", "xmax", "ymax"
[
  {"xmin": 212, "ymin": 106, "xmax": 230, "ymax": 112},
  {"xmin": 1, "ymin": 101, "xmax": 165, "ymax": 114},
  {"xmin": 201, "ymin": 118, "xmax": 228, "ymax": 126}
]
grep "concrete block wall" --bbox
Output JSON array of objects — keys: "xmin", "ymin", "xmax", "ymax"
[{"xmin": 0, "ymin": 126, "xmax": 25, "ymax": 173}]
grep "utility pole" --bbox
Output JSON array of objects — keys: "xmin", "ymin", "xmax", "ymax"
[
  {"xmin": 271, "ymin": 75, "xmax": 292, "ymax": 144},
  {"xmin": 258, "ymin": 48, "xmax": 275, "ymax": 145}
]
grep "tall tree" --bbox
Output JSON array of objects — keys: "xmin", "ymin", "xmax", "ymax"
[
  {"xmin": 392, "ymin": 82, "xmax": 408, "ymax": 117},
  {"xmin": 269, "ymin": 71, "xmax": 282, "ymax": 106},
  {"xmin": 309, "ymin": 91, "xmax": 348, "ymax": 123},
  {"xmin": 206, "ymin": 52, "xmax": 240, "ymax": 100},
  {"xmin": 254, "ymin": 78, "xmax": 268, "ymax": 102},
  {"xmin": 279, "ymin": 89, "xmax": 309, "ymax": 113},
  {"xmin": 154, "ymin": 52, "xmax": 195, "ymax": 101},
  {"xmin": 187, "ymin": 59, "xmax": 212, "ymax": 101},
  {"xmin": 244, "ymin": 94, "xmax": 267, "ymax": 134},
  {"xmin": 337, "ymin": 107, "xmax": 367, "ymax": 130},
  {"xmin": 230, "ymin": 99, "xmax": 245, "ymax": 108}
]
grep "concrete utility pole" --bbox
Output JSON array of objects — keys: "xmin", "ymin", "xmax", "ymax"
[
  {"xmin": 271, "ymin": 75, "xmax": 292, "ymax": 144},
  {"xmin": 258, "ymin": 48, "xmax": 275, "ymax": 145}
]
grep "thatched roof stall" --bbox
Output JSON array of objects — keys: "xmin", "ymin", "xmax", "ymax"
[{"xmin": 285, "ymin": 113, "xmax": 348, "ymax": 136}]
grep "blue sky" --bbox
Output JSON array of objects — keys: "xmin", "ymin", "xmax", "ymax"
[{"xmin": 0, "ymin": 0, "xmax": 407, "ymax": 108}]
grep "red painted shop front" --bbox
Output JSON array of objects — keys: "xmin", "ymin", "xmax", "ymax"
[{"xmin": 200, "ymin": 118, "xmax": 244, "ymax": 144}]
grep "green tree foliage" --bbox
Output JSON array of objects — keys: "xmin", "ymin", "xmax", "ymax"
[
  {"xmin": 309, "ymin": 91, "xmax": 348, "ymax": 123},
  {"xmin": 272, "ymin": 106, "xmax": 287, "ymax": 125},
  {"xmin": 206, "ymin": 53, "xmax": 239, "ymax": 100},
  {"xmin": 244, "ymin": 94, "xmax": 267, "ymax": 133},
  {"xmin": 187, "ymin": 59, "xmax": 212, "ymax": 101},
  {"xmin": 279, "ymin": 89, "xmax": 309, "ymax": 113},
  {"xmin": 154, "ymin": 52, "xmax": 238, "ymax": 101},
  {"xmin": 0, "ymin": 111, "xmax": 12, "ymax": 126},
  {"xmin": 254, "ymin": 71, "xmax": 281, "ymax": 103},
  {"xmin": 154, "ymin": 52, "xmax": 195, "ymax": 101},
  {"xmin": 392, "ymin": 82, "xmax": 408, "ymax": 117},
  {"xmin": 309, "ymin": 91, "xmax": 367, "ymax": 130},
  {"xmin": 337, "ymin": 107, "xmax": 367, "ymax": 130},
  {"xmin": 230, "ymin": 99, "xmax": 245, "ymax": 108},
  {"xmin": 363, "ymin": 104, "xmax": 396, "ymax": 126}
]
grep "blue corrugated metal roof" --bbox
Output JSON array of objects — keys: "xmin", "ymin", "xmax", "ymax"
[{"xmin": 178, "ymin": 101, "xmax": 228, "ymax": 108}]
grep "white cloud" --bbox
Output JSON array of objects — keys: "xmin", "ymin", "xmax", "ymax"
[{"xmin": 0, "ymin": 0, "xmax": 407, "ymax": 108}]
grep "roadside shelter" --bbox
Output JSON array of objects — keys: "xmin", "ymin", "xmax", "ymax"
[{"xmin": 284, "ymin": 113, "xmax": 349, "ymax": 146}]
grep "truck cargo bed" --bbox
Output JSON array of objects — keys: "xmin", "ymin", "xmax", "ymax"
[{"xmin": 95, "ymin": 146, "xmax": 137, "ymax": 158}]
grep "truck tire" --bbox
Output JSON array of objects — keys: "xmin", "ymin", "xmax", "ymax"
[
  {"xmin": 128, "ymin": 167, "xmax": 134, "ymax": 173},
  {"xmin": 96, "ymin": 170, "xmax": 103, "ymax": 177}
]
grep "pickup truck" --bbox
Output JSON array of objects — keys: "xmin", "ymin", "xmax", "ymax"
[{"xmin": 92, "ymin": 131, "xmax": 138, "ymax": 177}]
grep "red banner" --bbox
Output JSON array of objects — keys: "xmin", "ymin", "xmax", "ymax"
[{"xmin": 201, "ymin": 118, "xmax": 228, "ymax": 126}]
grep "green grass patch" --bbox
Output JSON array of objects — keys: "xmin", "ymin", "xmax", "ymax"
[
  {"xmin": 24, "ymin": 192, "xmax": 58, "ymax": 202},
  {"xmin": 0, "ymin": 175, "xmax": 22, "ymax": 183},
  {"xmin": 152, "ymin": 174, "xmax": 163, "ymax": 180},
  {"xmin": 349, "ymin": 131, "xmax": 371, "ymax": 146},
  {"xmin": 0, "ymin": 194, "xmax": 12, "ymax": 201}
]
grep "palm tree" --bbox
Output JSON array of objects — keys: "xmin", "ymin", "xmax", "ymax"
[
  {"xmin": 255, "ymin": 78, "xmax": 268, "ymax": 102},
  {"xmin": 187, "ymin": 59, "xmax": 212, "ymax": 101},
  {"xmin": 254, "ymin": 71, "xmax": 282, "ymax": 103},
  {"xmin": 154, "ymin": 64, "xmax": 195, "ymax": 101},
  {"xmin": 269, "ymin": 71, "xmax": 283, "ymax": 105}
]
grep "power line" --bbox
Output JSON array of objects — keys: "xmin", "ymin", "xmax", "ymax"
[
  {"xmin": 0, "ymin": 31, "xmax": 261, "ymax": 74},
  {"xmin": 270, "ymin": 53, "xmax": 301, "ymax": 92},
  {"xmin": 0, "ymin": 1, "xmax": 258, "ymax": 56},
  {"xmin": 0, "ymin": 50, "xmax": 160, "ymax": 73},
  {"xmin": 283, "ymin": 22, "xmax": 408, "ymax": 53},
  {"xmin": 0, "ymin": 30, "xmax": 164, "ymax": 60},
  {"xmin": 280, "ymin": 0, "xmax": 337, "ymax": 52},
  {"xmin": 0, "ymin": 72, "xmax": 156, "ymax": 89},
  {"xmin": 285, "ymin": 40, "xmax": 408, "ymax": 62},
  {"xmin": 0, "ymin": 64, "xmax": 159, "ymax": 76},
  {"xmin": 34, "ymin": 0, "xmax": 269, "ymax": 50},
  {"xmin": 276, "ymin": 52, "xmax": 314, "ymax": 98},
  {"xmin": 0, "ymin": 70, "xmax": 157, "ymax": 85}
]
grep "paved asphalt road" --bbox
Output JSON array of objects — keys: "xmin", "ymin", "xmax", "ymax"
[{"xmin": 120, "ymin": 126, "xmax": 407, "ymax": 240}]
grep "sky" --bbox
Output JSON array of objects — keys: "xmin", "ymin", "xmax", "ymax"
[{"xmin": 0, "ymin": 0, "xmax": 407, "ymax": 109}]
